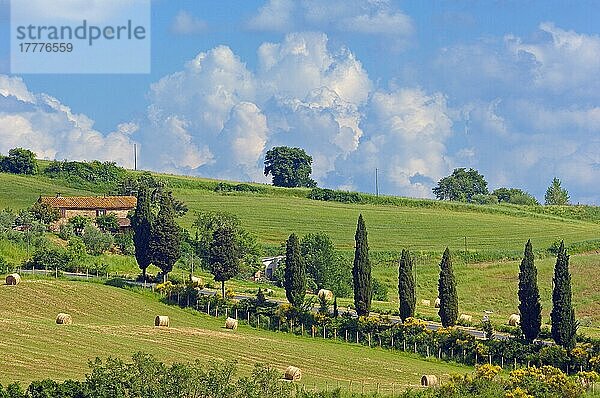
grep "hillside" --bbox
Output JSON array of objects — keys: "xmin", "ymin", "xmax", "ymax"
[
  {"xmin": 2, "ymin": 171, "xmax": 600, "ymax": 257},
  {"xmin": 0, "ymin": 277, "xmax": 468, "ymax": 391}
]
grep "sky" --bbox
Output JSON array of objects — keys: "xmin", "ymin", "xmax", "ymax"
[{"xmin": 0, "ymin": 0, "xmax": 599, "ymax": 204}]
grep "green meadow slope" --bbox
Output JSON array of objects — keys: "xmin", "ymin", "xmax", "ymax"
[
  {"xmin": 2, "ymin": 171, "xmax": 600, "ymax": 256},
  {"xmin": 0, "ymin": 278, "xmax": 468, "ymax": 390}
]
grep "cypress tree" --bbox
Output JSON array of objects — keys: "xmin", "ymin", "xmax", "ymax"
[
  {"xmin": 352, "ymin": 214, "xmax": 372, "ymax": 316},
  {"xmin": 149, "ymin": 191, "xmax": 181, "ymax": 282},
  {"xmin": 398, "ymin": 249, "xmax": 416, "ymax": 322},
  {"xmin": 209, "ymin": 226, "xmax": 239, "ymax": 299},
  {"xmin": 518, "ymin": 239, "xmax": 542, "ymax": 342},
  {"xmin": 438, "ymin": 248, "xmax": 458, "ymax": 327},
  {"xmin": 550, "ymin": 241, "xmax": 577, "ymax": 349},
  {"xmin": 131, "ymin": 187, "xmax": 152, "ymax": 279},
  {"xmin": 284, "ymin": 233, "xmax": 306, "ymax": 307}
]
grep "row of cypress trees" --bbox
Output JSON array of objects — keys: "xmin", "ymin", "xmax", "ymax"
[
  {"xmin": 395, "ymin": 236, "xmax": 577, "ymax": 349},
  {"xmin": 520, "ymin": 239, "xmax": 578, "ymax": 349},
  {"xmin": 286, "ymin": 214, "xmax": 577, "ymax": 350}
]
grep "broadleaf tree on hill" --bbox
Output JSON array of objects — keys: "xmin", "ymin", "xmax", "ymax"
[
  {"xmin": 264, "ymin": 146, "xmax": 317, "ymax": 188},
  {"xmin": 518, "ymin": 239, "xmax": 542, "ymax": 342},
  {"xmin": 284, "ymin": 233, "xmax": 306, "ymax": 307},
  {"xmin": 149, "ymin": 191, "xmax": 181, "ymax": 282},
  {"xmin": 398, "ymin": 249, "xmax": 416, "ymax": 322},
  {"xmin": 550, "ymin": 241, "xmax": 578, "ymax": 349},
  {"xmin": 432, "ymin": 168, "xmax": 488, "ymax": 202},
  {"xmin": 352, "ymin": 214, "xmax": 372, "ymax": 316},
  {"xmin": 438, "ymin": 247, "xmax": 458, "ymax": 327}
]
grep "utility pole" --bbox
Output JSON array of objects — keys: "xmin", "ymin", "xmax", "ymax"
[
  {"xmin": 375, "ymin": 168, "xmax": 379, "ymax": 197},
  {"xmin": 134, "ymin": 144, "xmax": 137, "ymax": 171}
]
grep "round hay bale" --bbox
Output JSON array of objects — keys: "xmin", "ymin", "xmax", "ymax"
[
  {"xmin": 508, "ymin": 314, "xmax": 520, "ymax": 326},
  {"xmin": 56, "ymin": 313, "xmax": 72, "ymax": 325},
  {"xmin": 434, "ymin": 297, "xmax": 441, "ymax": 308},
  {"xmin": 225, "ymin": 317, "xmax": 238, "ymax": 330},
  {"xmin": 459, "ymin": 314, "xmax": 473, "ymax": 323},
  {"xmin": 317, "ymin": 289, "xmax": 333, "ymax": 301},
  {"xmin": 421, "ymin": 375, "xmax": 438, "ymax": 387},
  {"xmin": 155, "ymin": 315, "xmax": 170, "ymax": 327},
  {"xmin": 5, "ymin": 273, "xmax": 21, "ymax": 286},
  {"xmin": 284, "ymin": 366, "xmax": 302, "ymax": 381},
  {"xmin": 421, "ymin": 299, "xmax": 431, "ymax": 307}
]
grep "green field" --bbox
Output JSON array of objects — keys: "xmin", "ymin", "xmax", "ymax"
[
  {"xmin": 0, "ymin": 277, "xmax": 468, "ymax": 392},
  {"xmin": 2, "ymin": 171, "xmax": 600, "ymax": 257}
]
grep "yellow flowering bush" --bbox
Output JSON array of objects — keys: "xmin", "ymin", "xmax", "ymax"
[
  {"xmin": 505, "ymin": 387, "xmax": 533, "ymax": 398},
  {"xmin": 590, "ymin": 355, "xmax": 600, "ymax": 372},
  {"xmin": 475, "ymin": 364, "xmax": 501, "ymax": 381}
]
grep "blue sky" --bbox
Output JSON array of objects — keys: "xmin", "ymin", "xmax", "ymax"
[{"xmin": 0, "ymin": 0, "xmax": 599, "ymax": 204}]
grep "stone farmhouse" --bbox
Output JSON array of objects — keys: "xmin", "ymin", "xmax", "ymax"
[{"xmin": 39, "ymin": 194, "xmax": 137, "ymax": 230}]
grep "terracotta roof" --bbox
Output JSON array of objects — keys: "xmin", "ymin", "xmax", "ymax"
[{"xmin": 40, "ymin": 196, "xmax": 137, "ymax": 210}]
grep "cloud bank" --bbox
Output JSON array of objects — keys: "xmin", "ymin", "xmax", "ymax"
[{"xmin": 1, "ymin": 22, "xmax": 599, "ymax": 203}]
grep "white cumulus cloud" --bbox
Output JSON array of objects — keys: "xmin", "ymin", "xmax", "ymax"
[{"xmin": 0, "ymin": 75, "xmax": 136, "ymax": 167}]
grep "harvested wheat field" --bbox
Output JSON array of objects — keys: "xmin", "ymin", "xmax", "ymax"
[{"xmin": 0, "ymin": 278, "xmax": 468, "ymax": 390}]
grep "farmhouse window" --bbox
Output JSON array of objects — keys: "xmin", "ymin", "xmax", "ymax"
[{"xmin": 97, "ymin": 209, "xmax": 107, "ymax": 216}]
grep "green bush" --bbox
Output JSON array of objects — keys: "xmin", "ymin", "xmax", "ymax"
[
  {"xmin": 81, "ymin": 225, "xmax": 114, "ymax": 255},
  {"xmin": 25, "ymin": 247, "xmax": 72, "ymax": 270},
  {"xmin": 371, "ymin": 278, "xmax": 388, "ymax": 301}
]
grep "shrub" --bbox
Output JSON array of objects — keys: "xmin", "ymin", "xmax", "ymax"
[
  {"xmin": 81, "ymin": 225, "xmax": 114, "ymax": 255},
  {"xmin": 26, "ymin": 247, "xmax": 72, "ymax": 270},
  {"xmin": 371, "ymin": 277, "xmax": 388, "ymax": 301},
  {"xmin": 472, "ymin": 194, "xmax": 499, "ymax": 205},
  {"xmin": 307, "ymin": 188, "xmax": 361, "ymax": 203},
  {"xmin": 58, "ymin": 223, "xmax": 75, "ymax": 240},
  {"xmin": 95, "ymin": 214, "xmax": 119, "ymax": 233},
  {"xmin": 114, "ymin": 233, "xmax": 135, "ymax": 255}
]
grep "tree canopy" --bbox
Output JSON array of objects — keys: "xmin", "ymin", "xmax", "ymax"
[
  {"xmin": 284, "ymin": 233, "xmax": 306, "ymax": 307},
  {"xmin": 432, "ymin": 168, "xmax": 488, "ymax": 202},
  {"xmin": 398, "ymin": 249, "xmax": 416, "ymax": 322},
  {"xmin": 149, "ymin": 191, "xmax": 181, "ymax": 281},
  {"xmin": 545, "ymin": 178, "xmax": 570, "ymax": 205},
  {"xmin": 131, "ymin": 187, "xmax": 153, "ymax": 278},
  {"xmin": 492, "ymin": 188, "xmax": 539, "ymax": 205},
  {"xmin": 1, "ymin": 148, "xmax": 38, "ymax": 175},
  {"xmin": 352, "ymin": 214, "xmax": 372, "ymax": 316},
  {"xmin": 264, "ymin": 146, "xmax": 316, "ymax": 188},
  {"xmin": 438, "ymin": 248, "xmax": 458, "ymax": 327},
  {"xmin": 550, "ymin": 241, "xmax": 577, "ymax": 349},
  {"xmin": 209, "ymin": 226, "xmax": 240, "ymax": 298},
  {"xmin": 518, "ymin": 239, "xmax": 542, "ymax": 342}
]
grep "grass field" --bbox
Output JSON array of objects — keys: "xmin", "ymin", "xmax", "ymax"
[
  {"xmin": 2, "ymin": 172, "xmax": 600, "ymax": 257},
  {"xmin": 0, "ymin": 277, "xmax": 468, "ymax": 392}
]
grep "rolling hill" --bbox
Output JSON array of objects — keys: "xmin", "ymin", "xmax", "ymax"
[{"xmin": 0, "ymin": 277, "xmax": 468, "ymax": 392}]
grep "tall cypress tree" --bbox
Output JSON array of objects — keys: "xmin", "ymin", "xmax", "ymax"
[
  {"xmin": 284, "ymin": 233, "xmax": 306, "ymax": 307},
  {"xmin": 438, "ymin": 248, "xmax": 458, "ymax": 327},
  {"xmin": 352, "ymin": 214, "xmax": 372, "ymax": 316},
  {"xmin": 209, "ymin": 226, "xmax": 240, "ymax": 299},
  {"xmin": 518, "ymin": 239, "xmax": 542, "ymax": 342},
  {"xmin": 131, "ymin": 187, "xmax": 152, "ymax": 279},
  {"xmin": 550, "ymin": 241, "xmax": 577, "ymax": 349},
  {"xmin": 398, "ymin": 249, "xmax": 416, "ymax": 322},
  {"xmin": 149, "ymin": 191, "xmax": 181, "ymax": 282}
]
